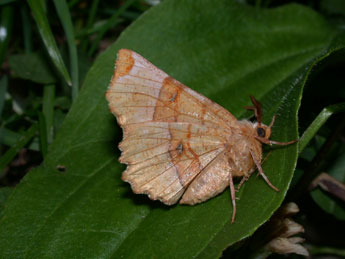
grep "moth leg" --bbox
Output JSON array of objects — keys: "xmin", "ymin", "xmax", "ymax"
[
  {"xmin": 255, "ymin": 136, "xmax": 297, "ymax": 146},
  {"xmin": 237, "ymin": 150, "xmax": 272, "ymax": 191},
  {"xmin": 253, "ymin": 149, "xmax": 273, "ymax": 178},
  {"xmin": 237, "ymin": 174, "xmax": 250, "ymax": 191},
  {"xmin": 261, "ymin": 149, "xmax": 273, "ymax": 165},
  {"xmin": 250, "ymin": 150, "xmax": 280, "ymax": 192},
  {"xmin": 229, "ymin": 170, "xmax": 237, "ymax": 223}
]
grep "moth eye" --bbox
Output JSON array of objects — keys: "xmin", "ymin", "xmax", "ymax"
[{"xmin": 257, "ymin": 127, "xmax": 266, "ymax": 138}]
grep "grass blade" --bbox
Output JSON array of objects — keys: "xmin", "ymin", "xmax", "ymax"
[
  {"xmin": 27, "ymin": 0, "xmax": 72, "ymax": 86},
  {"xmin": 88, "ymin": 0, "xmax": 136, "ymax": 56},
  {"xmin": 9, "ymin": 52, "xmax": 57, "ymax": 84},
  {"xmin": 53, "ymin": 0, "xmax": 79, "ymax": 101},
  {"xmin": 0, "ymin": 128, "xmax": 39, "ymax": 151},
  {"xmin": 0, "ymin": 123, "xmax": 38, "ymax": 173},
  {"xmin": 298, "ymin": 102, "xmax": 345, "ymax": 154},
  {"xmin": 38, "ymin": 112, "xmax": 47, "ymax": 158},
  {"xmin": 20, "ymin": 3, "xmax": 33, "ymax": 53},
  {"xmin": 81, "ymin": 0, "xmax": 100, "ymax": 52},
  {"xmin": 0, "ymin": 128, "xmax": 22, "ymax": 147},
  {"xmin": 42, "ymin": 84, "xmax": 55, "ymax": 143},
  {"xmin": 75, "ymin": 18, "xmax": 124, "ymax": 38}
]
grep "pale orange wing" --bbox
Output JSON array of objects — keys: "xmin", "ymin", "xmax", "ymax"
[{"xmin": 106, "ymin": 49, "xmax": 238, "ymax": 205}]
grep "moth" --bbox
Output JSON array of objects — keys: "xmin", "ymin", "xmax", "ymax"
[{"xmin": 106, "ymin": 49, "xmax": 296, "ymax": 223}]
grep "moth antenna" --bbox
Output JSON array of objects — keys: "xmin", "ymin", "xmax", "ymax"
[
  {"xmin": 250, "ymin": 151, "xmax": 280, "ymax": 192},
  {"xmin": 229, "ymin": 171, "xmax": 236, "ymax": 223},
  {"xmin": 268, "ymin": 115, "xmax": 276, "ymax": 129},
  {"xmin": 245, "ymin": 95, "xmax": 262, "ymax": 125}
]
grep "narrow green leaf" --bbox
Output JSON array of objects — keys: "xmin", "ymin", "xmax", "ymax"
[
  {"xmin": 86, "ymin": 0, "xmax": 100, "ymax": 31},
  {"xmin": 20, "ymin": 4, "xmax": 33, "ymax": 53},
  {"xmin": 81, "ymin": 0, "xmax": 100, "ymax": 52},
  {"xmin": 54, "ymin": 96, "xmax": 71, "ymax": 110},
  {"xmin": 0, "ymin": 123, "xmax": 37, "ymax": 172},
  {"xmin": 88, "ymin": 0, "xmax": 136, "ymax": 56},
  {"xmin": 0, "ymin": 127, "xmax": 20, "ymax": 147},
  {"xmin": 308, "ymin": 244, "xmax": 345, "ymax": 257},
  {"xmin": 299, "ymin": 102, "xmax": 345, "ymax": 154},
  {"xmin": 43, "ymin": 84, "xmax": 55, "ymax": 144},
  {"xmin": 27, "ymin": 0, "xmax": 72, "ymax": 86},
  {"xmin": 38, "ymin": 112, "xmax": 48, "ymax": 158},
  {"xmin": 76, "ymin": 18, "xmax": 124, "ymax": 38},
  {"xmin": 0, "ymin": 5, "xmax": 13, "ymax": 67},
  {"xmin": 9, "ymin": 52, "xmax": 56, "ymax": 84},
  {"xmin": 0, "ymin": 1, "xmax": 344, "ymax": 258},
  {"xmin": 53, "ymin": 0, "xmax": 79, "ymax": 101},
  {"xmin": 311, "ymin": 188, "xmax": 345, "ymax": 220},
  {"xmin": 0, "ymin": 127, "xmax": 39, "ymax": 151}
]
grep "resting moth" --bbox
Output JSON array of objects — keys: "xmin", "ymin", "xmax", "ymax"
[{"xmin": 106, "ymin": 49, "xmax": 296, "ymax": 223}]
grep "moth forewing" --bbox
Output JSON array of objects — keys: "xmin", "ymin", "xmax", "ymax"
[{"xmin": 106, "ymin": 49, "xmax": 296, "ymax": 223}]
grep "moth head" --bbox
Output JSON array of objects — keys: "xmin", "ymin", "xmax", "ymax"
[
  {"xmin": 254, "ymin": 119, "xmax": 274, "ymax": 140},
  {"xmin": 246, "ymin": 96, "xmax": 297, "ymax": 146},
  {"xmin": 245, "ymin": 95, "xmax": 274, "ymax": 141}
]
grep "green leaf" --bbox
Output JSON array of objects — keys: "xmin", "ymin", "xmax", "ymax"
[
  {"xmin": 0, "ymin": 127, "xmax": 39, "ymax": 151},
  {"xmin": 87, "ymin": 0, "xmax": 136, "ymax": 56},
  {"xmin": 0, "ymin": 1, "xmax": 344, "ymax": 258},
  {"xmin": 308, "ymin": 244, "xmax": 345, "ymax": 257},
  {"xmin": 9, "ymin": 52, "xmax": 57, "ymax": 84},
  {"xmin": 38, "ymin": 111, "xmax": 48, "ymax": 158},
  {"xmin": 0, "ymin": 123, "xmax": 38, "ymax": 173},
  {"xmin": 27, "ymin": 0, "xmax": 72, "ymax": 86},
  {"xmin": 42, "ymin": 84, "xmax": 55, "ymax": 144},
  {"xmin": 80, "ymin": 0, "xmax": 100, "ymax": 52},
  {"xmin": 52, "ymin": 0, "xmax": 79, "ymax": 100},
  {"xmin": 20, "ymin": 4, "xmax": 33, "ymax": 53},
  {"xmin": 299, "ymin": 102, "xmax": 345, "ymax": 154}
]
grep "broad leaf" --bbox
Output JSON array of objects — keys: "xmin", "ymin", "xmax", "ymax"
[
  {"xmin": 0, "ymin": 1, "xmax": 344, "ymax": 258},
  {"xmin": 9, "ymin": 52, "xmax": 56, "ymax": 84}
]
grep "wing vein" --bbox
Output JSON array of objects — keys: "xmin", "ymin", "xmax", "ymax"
[
  {"xmin": 159, "ymin": 149, "xmax": 226, "ymax": 196},
  {"xmin": 123, "ymin": 140, "xmax": 170, "ymax": 160},
  {"xmin": 127, "ymin": 146, "xmax": 224, "ymax": 176}
]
